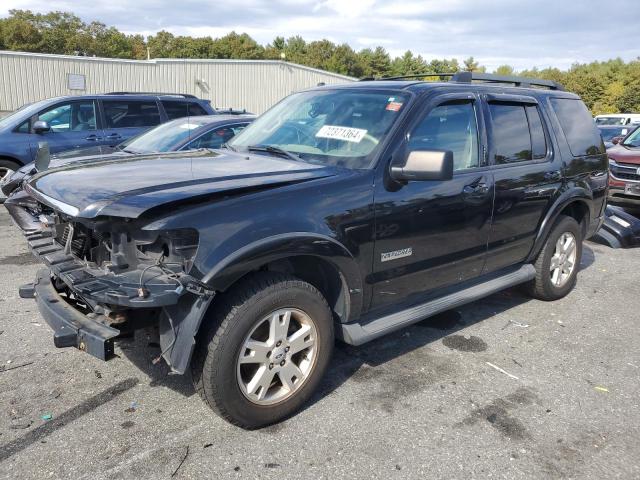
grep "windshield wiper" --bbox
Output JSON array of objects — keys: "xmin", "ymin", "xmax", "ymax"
[{"xmin": 247, "ymin": 145, "xmax": 302, "ymax": 162}]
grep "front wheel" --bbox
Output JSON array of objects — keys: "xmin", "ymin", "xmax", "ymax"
[
  {"xmin": 527, "ymin": 215, "xmax": 582, "ymax": 301},
  {"xmin": 191, "ymin": 272, "xmax": 334, "ymax": 429}
]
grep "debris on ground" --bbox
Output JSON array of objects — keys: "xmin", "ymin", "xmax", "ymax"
[
  {"xmin": 171, "ymin": 446, "xmax": 190, "ymax": 477},
  {"xmin": 94, "ymin": 370, "xmax": 102, "ymax": 379},
  {"xmin": 9, "ymin": 420, "xmax": 32, "ymax": 430},
  {"xmin": 40, "ymin": 413, "xmax": 53, "ymax": 421},
  {"xmin": 125, "ymin": 401, "xmax": 138, "ymax": 413},
  {"xmin": 594, "ymin": 386, "xmax": 609, "ymax": 393},
  {"xmin": 0, "ymin": 361, "xmax": 34, "ymax": 373},
  {"xmin": 486, "ymin": 362, "xmax": 519, "ymax": 380}
]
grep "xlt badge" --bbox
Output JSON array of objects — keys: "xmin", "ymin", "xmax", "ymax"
[{"xmin": 381, "ymin": 247, "xmax": 413, "ymax": 262}]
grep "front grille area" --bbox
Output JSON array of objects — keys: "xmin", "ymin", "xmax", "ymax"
[
  {"xmin": 610, "ymin": 162, "xmax": 640, "ymax": 182},
  {"xmin": 56, "ymin": 223, "xmax": 104, "ymax": 259}
]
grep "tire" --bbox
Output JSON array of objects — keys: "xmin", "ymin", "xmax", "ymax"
[
  {"xmin": 191, "ymin": 272, "xmax": 334, "ymax": 429},
  {"xmin": 527, "ymin": 215, "xmax": 582, "ymax": 301},
  {"xmin": 0, "ymin": 159, "xmax": 20, "ymax": 202}
]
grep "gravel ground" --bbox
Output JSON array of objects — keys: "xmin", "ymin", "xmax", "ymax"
[{"xmin": 0, "ymin": 208, "xmax": 639, "ymax": 479}]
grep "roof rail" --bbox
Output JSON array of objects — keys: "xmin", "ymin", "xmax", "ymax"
[
  {"xmin": 451, "ymin": 72, "xmax": 564, "ymax": 90},
  {"xmin": 359, "ymin": 72, "xmax": 564, "ymax": 91},
  {"xmin": 105, "ymin": 92, "xmax": 198, "ymax": 98}
]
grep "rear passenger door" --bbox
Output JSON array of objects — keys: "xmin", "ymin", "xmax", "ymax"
[
  {"xmin": 100, "ymin": 99, "xmax": 162, "ymax": 146},
  {"xmin": 482, "ymin": 94, "xmax": 563, "ymax": 273}
]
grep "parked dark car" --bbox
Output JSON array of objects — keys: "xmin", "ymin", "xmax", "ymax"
[
  {"xmin": 0, "ymin": 92, "xmax": 216, "ymax": 192},
  {"xmin": 7, "ymin": 73, "xmax": 607, "ymax": 428},
  {"xmin": 597, "ymin": 124, "xmax": 637, "ymax": 149},
  {"xmin": 607, "ymin": 126, "xmax": 640, "ymax": 208},
  {"xmin": 1, "ymin": 115, "xmax": 254, "ymax": 198}
]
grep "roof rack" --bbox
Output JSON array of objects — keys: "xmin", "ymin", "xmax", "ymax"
[
  {"xmin": 105, "ymin": 92, "xmax": 198, "ymax": 98},
  {"xmin": 359, "ymin": 72, "xmax": 564, "ymax": 91}
]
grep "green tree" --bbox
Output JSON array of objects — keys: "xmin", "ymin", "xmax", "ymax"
[{"xmin": 494, "ymin": 65, "xmax": 515, "ymax": 76}]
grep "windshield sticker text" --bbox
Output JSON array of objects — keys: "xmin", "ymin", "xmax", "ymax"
[{"xmin": 316, "ymin": 125, "xmax": 368, "ymax": 143}]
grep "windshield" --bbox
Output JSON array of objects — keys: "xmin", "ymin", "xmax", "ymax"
[
  {"xmin": 595, "ymin": 116, "xmax": 627, "ymax": 126},
  {"xmin": 598, "ymin": 126, "xmax": 632, "ymax": 142},
  {"xmin": 124, "ymin": 117, "xmax": 212, "ymax": 153},
  {"xmin": 622, "ymin": 127, "xmax": 640, "ymax": 147},
  {"xmin": 0, "ymin": 99, "xmax": 51, "ymax": 129},
  {"xmin": 228, "ymin": 89, "xmax": 410, "ymax": 169}
]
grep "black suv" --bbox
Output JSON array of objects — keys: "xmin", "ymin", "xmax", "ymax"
[{"xmin": 8, "ymin": 73, "xmax": 607, "ymax": 428}]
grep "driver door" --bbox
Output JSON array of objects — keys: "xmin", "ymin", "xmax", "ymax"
[
  {"xmin": 370, "ymin": 93, "xmax": 494, "ymax": 311},
  {"xmin": 33, "ymin": 100, "xmax": 105, "ymax": 155}
]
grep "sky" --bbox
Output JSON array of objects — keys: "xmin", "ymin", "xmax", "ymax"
[{"xmin": 2, "ymin": 0, "xmax": 639, "ymax": 71}]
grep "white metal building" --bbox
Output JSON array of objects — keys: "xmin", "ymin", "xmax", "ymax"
[{"xmin": 0, "ymin": 51, "xmax": 354, "ymax": 114}]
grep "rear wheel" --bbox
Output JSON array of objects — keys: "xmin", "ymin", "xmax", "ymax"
[
  {"xmin": 0, "ymin": 159, "xmax": 20, "ymax": 202},
  {"xmin": 191, "ymin": 272, "xmax": 334, "ymax": 429},
  {"xmin": 527, "ymin": 215, "xmax": 582, "ymax": 301}
]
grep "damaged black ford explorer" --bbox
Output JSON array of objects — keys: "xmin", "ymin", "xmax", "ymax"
[{"xmin": 6, "ymin": 73, "xmax": 607, "ymax": 428}]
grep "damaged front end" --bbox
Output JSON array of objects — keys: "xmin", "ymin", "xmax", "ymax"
[{"xmin": 11, "ymin": 198, "xmax": 214, "ymax": 373}]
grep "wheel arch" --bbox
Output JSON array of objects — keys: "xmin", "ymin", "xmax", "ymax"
[
  {"xmin": 527, "ymin": 191, "xmax": 591, "ymax": 263},
  {"xmin": 201, "ymin": 232, "xmax": 364, "ymax": 324}
]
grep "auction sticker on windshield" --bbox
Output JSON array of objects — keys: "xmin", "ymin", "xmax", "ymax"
[{"xmin": 316, "ymin": 125, "xmax": 368, "ymax": 143}]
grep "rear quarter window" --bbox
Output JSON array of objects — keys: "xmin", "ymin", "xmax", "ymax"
[
  {"xmin": 103, "ymin": 100, "xmax": 161, "ymax": 129},
  {"xmin": 550, "ymin": 98, "xmax": 604, "ymax": 156}
]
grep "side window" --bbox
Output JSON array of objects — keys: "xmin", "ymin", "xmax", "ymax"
[
  {"xmin": 162, "ymin": 101, "xmax": 190, "ymax": 120},
  {"xmin": 550, "ymin": 98, "xmax": 604, "ymax": 156},
  {"xmin": 38, "ymin": 102, "xmax": 96, "ymax": 132},
  {"xmin": 489, "ymin": 103, "xmax": 532, "ymax": 164},
  {"xmin": 408, "ymin": 100, "xmax": 479, "ymax": 171},
  {"xmin": 188, "ymin": 124, "xmax": 246, "ymax": 149},
  {"xmin": 16, "ymin": 119, "xmax": 30, "ymax": 133},
  {"xmin": 103, "ymin": 100, "xmax": 161, "ymax": 129},
  {"xmin": 188, "ymin": 103, "xmax": 208, "ymax": 116},
  {"xmin": 526, "ymin": 105, "xmax": 547, "ymax": 159}
]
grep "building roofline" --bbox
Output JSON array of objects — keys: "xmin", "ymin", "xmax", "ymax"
[{"xmin": 0, "ymin": 50, "xmax": 355, "ymax": 81}]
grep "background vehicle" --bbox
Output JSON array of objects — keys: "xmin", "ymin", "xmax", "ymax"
[
  {"xmin": 607, "ymin": 126, "xmax": 640, "ymax": 209},
  {"xmin": 598, "ymin": 124, "xmax": 637, "ymax": 148},
  {"xmin": 9, "ymin": 73, "xmax": 607, "ymax": 428},
  {"xmin": 595, "ymin": 113, "xmax": 640, "ymax": 125},
  {"xmin": 0, "ymin": 92, "xmax": 216, "ymax": 191},
  {"xmin": 1, "ymin": 115, "xmax": 254, "ymax": 199}
]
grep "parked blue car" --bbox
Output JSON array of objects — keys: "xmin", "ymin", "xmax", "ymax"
[{"xmin": 0, "ymin": 92, "xmax": 216, "ymax": 187}]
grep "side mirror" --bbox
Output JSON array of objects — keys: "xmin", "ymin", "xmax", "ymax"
[
  {"xmin": 33, "ymin": 120, "xmax": 50, "ymax": 134},
  {"xmin": 390, "ymin": 150, "xmax": 454, "ymax": 182},
  {"xmin": 612, "ymin": 136, "xmax": 623, "ymax": 145}
]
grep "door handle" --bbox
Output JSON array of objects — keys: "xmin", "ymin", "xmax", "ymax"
[
  {"xmin": 544, "ymin": 170, "xmax": 562, "ymax": 181},
  {"xmin": 106, "ymin": 133, "xmax": 122, "ymax": 140},
  {"xmin": 85, "ymin": 135, "xmax": 102, "ymax": 141},
  {"xmin": 463, "ymin": 182, "xmax": 489, "ymax": 195}
]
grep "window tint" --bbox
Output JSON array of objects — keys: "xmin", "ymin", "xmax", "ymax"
[
  {"xmin": 409, "ymin": 101, "xmax": 479, "ymax": 171},
  {"xmin": 162, "ymin": 101, "xmax": 190, "ymax": 120},
  {"xmin": 188, "ymin": 124, "xmax": 248, "ymax": 150},
  {"xmin": 526, "ymin": 105, "xmax": 547, "ymax": 159},
  {"xmin": 38, "ymin": 101, "xmax": 96, "ymax": 132},
  {"xmin": 103, "ymin": 101, "xmax": 161, "ymax": 129},
  {"xmin": 489, "ymin": 103, "xmax": 532, "ymax": 164},
  {"xmin": 16, "ymin": 119, "xmax": 30, "ymax": 133},
  {"xmin": 189, "ymin": 103, "xmax": 208, "ymax": 116},
  {"xmin": 550, "ymin": 98, "xmax": 604, "ymax": 156}
]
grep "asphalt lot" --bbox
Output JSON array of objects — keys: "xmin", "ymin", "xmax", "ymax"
[{"xmin": 0, "ymin": 208, "xmax": 639, "ymax": 480}]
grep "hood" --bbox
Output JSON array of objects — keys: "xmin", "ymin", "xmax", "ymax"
[
  {"xmin": 607, "ymin": 144, "xmax": 640, "ymax": 164},
  {"xmin": 27, "ymin": 149, "xmax": 337, "ymax": 219}
]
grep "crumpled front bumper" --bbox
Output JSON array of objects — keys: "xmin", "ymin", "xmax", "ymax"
[{"xmin": 20, "ymin": 268, "xmax": 120, "ymax": 360}]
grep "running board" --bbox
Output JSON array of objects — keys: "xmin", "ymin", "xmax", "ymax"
[{"xmin": 339, "ymin": 264, "xmax": 536, "ymax": 346}]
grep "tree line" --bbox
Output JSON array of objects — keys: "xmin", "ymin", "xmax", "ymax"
[{"xmin": 1, "ymin": 9, "xmax": 638, "ymax": 114}]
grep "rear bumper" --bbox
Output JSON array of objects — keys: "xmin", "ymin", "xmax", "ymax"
[
  {"xmin": 608, "ymin": 176, "xmax": 640, "ymax": 207},
  {"xmin": 22, "ymin": 268, "xmax": 120, "ymax": 360}
]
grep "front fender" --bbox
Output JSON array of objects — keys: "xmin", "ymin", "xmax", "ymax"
[
  {"xmin": 526, "ymin": 188, "xmax": 592, "ymax": 263},
  {"xmin": 201, "ymin": 232, "xmax": 364, "ymax": 320}
]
